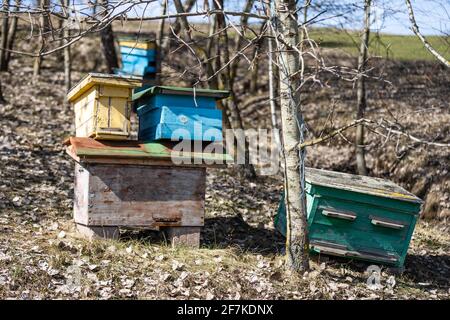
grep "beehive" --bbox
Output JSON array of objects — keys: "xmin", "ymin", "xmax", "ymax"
[
  {"xmin": 132, "ymin": 86, "xmax": 229, "ymax": 142},
  {"xmin": 118, "ymin": 40, "xmax": 157, "ymax": 78},
  {"xmin": 275, "ymin": 168, "xmax": 423, "ymax": 267},
  {"xmin": 67, "ymin": 73, "xmax": 141, "ymax": 140},
  {"xmin": 65, "ymin": 137, "xmax": 231, "ymax": 246}
]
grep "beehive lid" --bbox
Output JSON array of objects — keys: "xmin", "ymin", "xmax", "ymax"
[
  {"xmin": 67, "ymin": 73, "xmax": 142, "ymax": 102},
  {"xmin": 64, "ymin": 137, "xmax": 231, "ymax": 167},
  {"xmin": 132, "ymin": 86, "xmax": 230, "ymax": 101},
  {"xmin": 118, "ymin": 40, "xmax": 156, "ymax": 50},
  {"xmin": 306, "ymin": 167, "xmax": 423, "ymax": 204}
]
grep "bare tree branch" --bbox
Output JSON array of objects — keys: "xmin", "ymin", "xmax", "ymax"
[{"xmin": 405, "ymin": 0, "xmax": 450, "ymax": 67}]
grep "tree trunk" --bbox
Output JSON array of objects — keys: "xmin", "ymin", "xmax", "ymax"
[
  {"xmin": 156, "ymin": 1, "xmax": 166, "ymax": 51},
  {"xmin": 405, "ymin": 0, "xmax": 449, "ymax": 67},
  {"xmin": 229, "ymin": 0, "xmax": 255, "ymax": 81},
  {"xmin": 267, "ymin": 24, "xmax": 281, "ymax": 148},
  {"xmin": 299, "ymin": 0, "xmax": 310, "ymax": 49},
  {"xmin": 0, "ymin": 79, "xmax": 5, "ymax": 104},
  {"xmin": 155, "ymin": 1, "xmax": 167, "ymax": 83},
  {"xmin": 355, "ymin": 0, "xmax": 371, "ymax": 176},
  {"xmin": 92, "ymin": 0, "xmax": 98, "ymax": 16},
  {"xmin": 206, "ymin": 11, "xmax": 218, "ymax": 88},
  {"xmin": 249, "ymin": 49, "xmax": 259, "ymax": 93},
  {"xmin": 33, "ymin": 0, "xmax": 50, "ymax": 78},
  {"xmin": 63, "ymin": 0, "xmax": 71, "ymax": 92},
  {"xmin": 4, "ymin": 0, "xmax": 20, "ymax": 70},
  {"xmin": 0, "ymin": 0, "xmax": 9, "ymax": 71},
  {"xmin": 161, "ymin": 0, "xmax": 196, "ymax": 51},
  {"xmin": 172, "ymin": 0, "xmax": 213, "ymax": 81},
  {"xmin": 215, "ymin": 0, "xmax": 256, "ymax": 179},
  {"xmin": 274, "ymin": 0, "xmax": 309, "ymax": 272},
  {"xmin": 99, "ymin": 0, "xmax": 118, "ymax": 74}
]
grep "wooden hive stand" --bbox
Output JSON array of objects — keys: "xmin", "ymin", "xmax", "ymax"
[{"xmin": 65, "ymin": 137, "xmax": 231, "ymax": 248}]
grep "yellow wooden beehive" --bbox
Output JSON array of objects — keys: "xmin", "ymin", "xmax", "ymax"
[{"xmin": 67, "ymin": 73, "xmax": 142, "ymax": 140}]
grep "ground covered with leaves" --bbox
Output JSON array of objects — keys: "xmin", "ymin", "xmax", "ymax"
[{"xmin": 0, "ymin": 36, "xmax": 449, "ymax": 299}]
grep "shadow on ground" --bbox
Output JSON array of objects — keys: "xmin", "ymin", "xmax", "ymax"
[
  {"xmin": 202, "ymin": 215, "xmax": 285, "ymax": 255},
  {"xmin": 119, "ymin": 215, "xmax": 450, "ymax": 291},
  {"xmin": 403, "ymin": 254, "xmax": 450, "ymax": 288},
  {"xmin": 120, "ymin": 214, "xmax": 285, "ymax": 255}
]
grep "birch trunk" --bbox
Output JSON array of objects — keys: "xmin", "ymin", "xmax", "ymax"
[
  {"xmin": 355, "ymin": 0, "xmax": 371, "ymax": 176},
  {"xmin": 405, "ymin": 0, "xmax": 449, "ymax": 67},
  {"xmin": 275, "ymin": 0, "xmax": 309, "ymax": 271},
  {"xmin": 267, "ymin": 26, "xmax": 281, "ymax": 147}
]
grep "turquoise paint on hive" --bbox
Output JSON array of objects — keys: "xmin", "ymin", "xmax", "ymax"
[
  {"xmin": 134, "ymin": 94, "xmax": 218, "ymax": 111},
  {"xmin": 119, "ymin": 45, "xmax": 156, "ymax": 77},
  {"xmin": 120, "ymin": 46, "xmax": 156, "ymax": 58},
  {"xmin": 137, "ymin": 106, "xmax": 223, "ymax": 142},
  {"xmin": 274, "ymin": 168, "xmax": 422, "ymax": 267}
]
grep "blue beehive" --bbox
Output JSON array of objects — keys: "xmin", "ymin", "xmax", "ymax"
[
  {"xmin": 132, "ymin": 86, "xmax": 229, "ymax": 142},
  {"xmin": 118, "ymin": 41, "xmax": 157, "ymax": 77}
]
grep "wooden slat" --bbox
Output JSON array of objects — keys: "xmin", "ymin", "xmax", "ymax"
[
  {"xmin": 73, "ymin": 163, "xmax": 89, "ymax": 225},
  {"xmin": 65, "ymin": 137, "xmax": 231, "ymax": 167},
  {"xmin": 74, "ymin": 155, "xmax": 226, "ymax": 168},
  {"xmin": 67, "ymin": 73, "xmax": 141, "ymax": 102}
]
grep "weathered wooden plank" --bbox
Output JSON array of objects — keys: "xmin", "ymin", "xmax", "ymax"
[
  {"xmin": 67, "ymin": 73, "xmax": 141, "ymax": 102},
  {"xmin": 306, "ymin": 167, "xmax": 422, "ymax": 203},
  {"xmin": 65, "ymin": 137, "xmax": 231, "ymax": 167},
  {"xmin": 73, "ymin": 155, "xmax": 226, "ymax": 168},
  {"xmin": 165, "ymin": 226, "xmax": 201, "ymax": 248},
  {"xmin": 73, "ymin": 163, "xmax": 89, "ymax": 226},
  {"xmin": 74, "ymin": 163, "xmax": 205, "ymax": 227}
]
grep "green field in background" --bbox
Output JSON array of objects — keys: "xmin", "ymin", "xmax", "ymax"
[{"xmin": 310, "ymin": 28, "xmax": 450, "ymax": 61}]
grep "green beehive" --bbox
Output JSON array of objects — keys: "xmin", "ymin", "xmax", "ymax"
[{"xmin": 275, "ymin": 168, "xmax": 423, "ymax": 267}]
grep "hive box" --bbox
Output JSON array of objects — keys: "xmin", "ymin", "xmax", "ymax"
[
  {"xmin": 132, "ymin": 86, "xmax": 229, "ymax": 142},
  {"xmin": 65, "ymin": 137, "xmax": 231, "ymax": 246},
  {"xmin": 137, "ymin": 106, "xmax": 223, "ymax": 142},
  {"xmin": 118, "ymin": 40, "xmax": 157, "ymax": 77},
  {"xmin": 67, "ymin": 73, "xmax": 141, "ymax": 140},
  {"xmin": 275, "ymin": 168, "xmax": 423, "ymax": 267}
]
